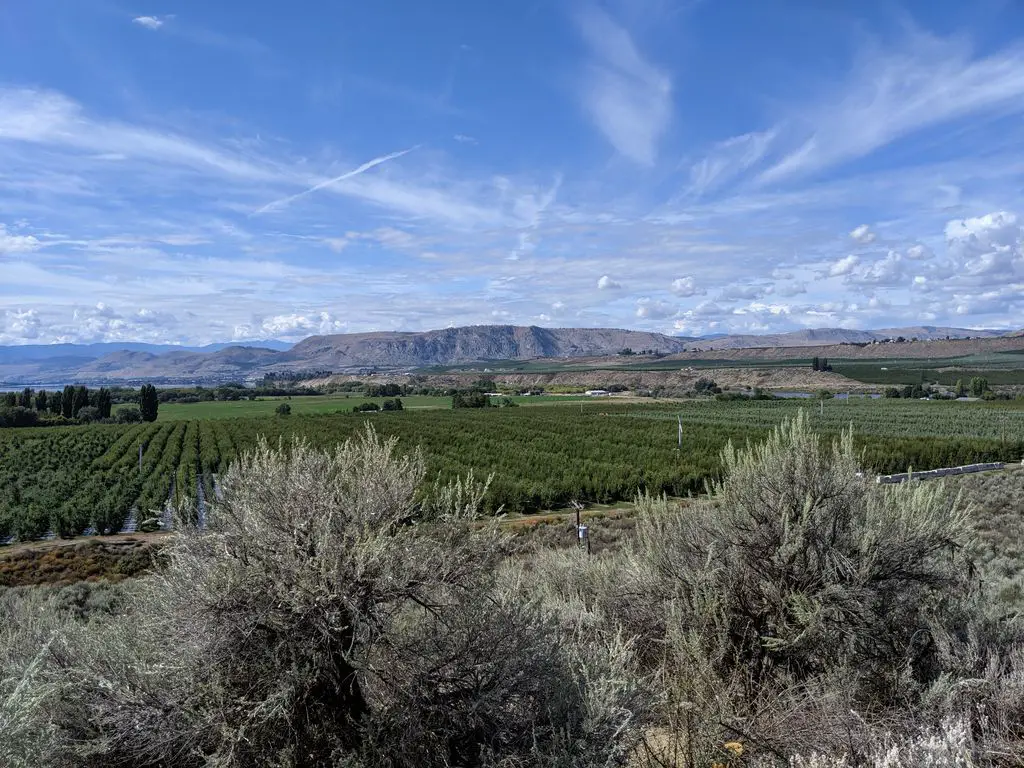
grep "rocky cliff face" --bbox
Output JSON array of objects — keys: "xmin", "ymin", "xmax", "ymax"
[{"xmin": 282, "ymin": 325, "xmax": 692, "ymax": 368}]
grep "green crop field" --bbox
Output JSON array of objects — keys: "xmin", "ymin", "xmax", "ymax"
[
  {"xmin": 145, "ymin": 393, "xmax": 602, "ymax": 421},
  {"xmin": 832, "ymin": 354, "xmax": 1024, "ymax": 386},
  {"xmin": 149, "ymin": 394, "xmax": 453, "ymax": 420},
  {"xmin": 3, "ymin": 397, "xmax": 1023, "ymax": 543}
]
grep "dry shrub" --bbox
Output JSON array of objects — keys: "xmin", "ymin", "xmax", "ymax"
[
  {"xmin": 1, "ymin": 425, "xmax": 648, "ymax": 767},
  {"xmin": 611, "ymin": 412, "xmax": 1022, "ymax": 765}
]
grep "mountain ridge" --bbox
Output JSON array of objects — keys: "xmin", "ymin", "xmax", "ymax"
[{"xmin": 0, "ymin": 324, "xmax": 1017, "ymax": 385}]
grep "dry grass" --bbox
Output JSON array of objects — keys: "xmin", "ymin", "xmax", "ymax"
[{"xmin": 0, "ymin": 536, "xmax": 163, "ymax": 587}]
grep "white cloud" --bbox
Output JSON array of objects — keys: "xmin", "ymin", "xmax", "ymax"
[
  {"xmin": 133, "ymin": 307, "xmax": 176, "ymax": 326},
  {"xmin": 688, "ymin": 300, "xmax": 723, "ymax": 318},
  {"xmin": 256, "ymin": 311, "xmax": 347, "ymax": 338},
  {"xmin": 453, "ymin": 134, "xmax": 477, "ymax": 144},
  {"xmin": 635, "ymin": 297, "xmax": 675, "ymax": 319},
  {"xmin": 945, "ymin": 210, "xmax": 1019, "ymax": 245},
  {"xmin": 829, "ymin": 254, "xmax": 860, "ymax": 277},
  {"xmin": 1, "ymin": 309, "xmax": 41, "ymax": 341},
  {"xmin": 689, "ymin": 131, "xmax": 776, "ymax": 194},
  {"xmin": 759, "ymin": 32, "xmax": 1024, "ymax": 184},
  {"xmin": 670, "ymin": 276, "xmax": 698, "ymax": 296},
  {"xmin": 597, "ymin": 274, "xmax": 621, "ymax": 290},
  {"xmin": 849, "ymin": 224, "xmax": 876, "ymax": 244},
  {"xmin": 0, "ymin": 224, "xmax": 40, "ymax": 255},
  {"xmin": 849, "ymin": 250, "xmax": 906, "ymax": 286},
  {"xmin": 575, "ymin": 8, "xmax": 671, "ymax": 165},
  {"xmin": 945, "ymin": 210, "xmax": 1023, "ymax": 277},
  {"xmin": 0, "ymin": 87, "xmax": 281, "ymax": 182},
  {"xmin": 905, "ymin": 244, "xmax": 931, "ymax": 260},
  {"xmin": 132, "ymin": 16, "xmax": 166, "ymax": 30},
  {"xmin": 720, "ymin": 283, "xmax": 769, "ymax": 301}
]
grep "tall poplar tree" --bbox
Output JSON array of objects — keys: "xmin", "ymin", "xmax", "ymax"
[
  {"xmin": 62, "ymin": 385, "xmax": 75, "ymax": 418},
  {"xmin": 140, "ymin": 384, "xmax": 159, "ymax": 422},
  {"xmin": 97, "ymin": 388, "xmax": 113, "ymax": 419},
  {"xmin": 73, "ymin": 386, "xmax": 90, "ymax": 418}
]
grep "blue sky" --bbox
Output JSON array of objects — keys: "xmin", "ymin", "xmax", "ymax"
[{"xmin": 2, "ymin": 0, "xmax": 1024, "ymax": 344}]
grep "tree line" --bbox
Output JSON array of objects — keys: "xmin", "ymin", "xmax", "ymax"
[{"xmin": 0, "ymin": 383, "xmax": 158, "ymax": 428}]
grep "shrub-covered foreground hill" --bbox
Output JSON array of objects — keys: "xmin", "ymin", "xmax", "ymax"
[{"xmin": 2, "ymin": 418, "xmax": 1023, "ymax": 767}]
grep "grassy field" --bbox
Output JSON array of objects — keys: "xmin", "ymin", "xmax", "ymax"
[
  {"xmin": 145, "ymin": 393, "xmax": 604, "ymax": 420},
  {"xmin": 148, "ymin": 394, "xmax": 451, "ymax": 420}
]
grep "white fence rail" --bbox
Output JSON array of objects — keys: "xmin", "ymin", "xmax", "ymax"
[{"xmin": 876, "ymin": 462, "xmax": 1006, "ymax": 485}]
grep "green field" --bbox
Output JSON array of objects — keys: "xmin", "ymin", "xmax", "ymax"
[
  {"xmin": 3, "ymin": 397, "xmax": 1024, "ymax": 542},
  {"xmin": 150, "ymin": 394, "xmax": 453, "ymax": 420},
  {"xmin": 832, "ymin": 352, "xmax": 1024, "ymax": 385},
  {"xmin": 146, "ymin": 393, "xmax": 603, "ymax": 420}
]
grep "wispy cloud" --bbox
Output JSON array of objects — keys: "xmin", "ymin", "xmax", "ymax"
[
  {"xmin": 132, "ymin": 15, "xmax": 169, "ymax": 30},
  {"xmin": 688, "ymin": 131, "xmax": 775, "ymax": 195},
  {"xmin": 253, "ymin": 147, "xmax": 417, "ymax": 215},
  {"xmin": 574, "ymin": 7, "xmax": 671, "ymax": 165},
  {"xmin": 0, "ymin": 88, "xmax": 514, "ymax": 230},
  {"xmin": 758, "ymin": 31, "xmax": 1024, "ymax": 185},
  {"xmin": 0, "ymin": 224, "xmax": 41, "ymax": 255},
  {"xmin": 0, "ymin": 87, "xmax": 283, "ymax": 183}
]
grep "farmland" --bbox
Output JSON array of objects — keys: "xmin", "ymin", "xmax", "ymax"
[
  {"xmin": 417, "ymin": 346, "xmax": 1024, "ymax": 387},
  {"xmin": 147, "ymin": 393, "xmax": 605, "ymax": 420},
  {"xmin": 2, "ymin": 397, "xmax": 1023, "ymax": 542},
  {"xmin": 151, "ymin": 393, "xmax": 452, "ymax": 420}
]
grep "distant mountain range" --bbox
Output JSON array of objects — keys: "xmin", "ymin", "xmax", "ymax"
[
  {"xmin": 0, "ymin": 325, "xmax": 1017, "ymax": 386},
  {"xmin": 0, "ymin": 340, "xmax": 292, "ymax": 365}
]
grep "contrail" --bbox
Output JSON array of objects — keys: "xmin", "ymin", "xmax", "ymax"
[{"xmin": 253, "ymin": 146, "xmax": 417, "ymax": 215}]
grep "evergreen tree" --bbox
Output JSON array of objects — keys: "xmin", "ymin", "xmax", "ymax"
[
  {"xmin": 34, "ymin": 389, "xmax": 48, "ymax": 412},
  {"xmin": 811, "ymin": 356, "xmax": 820, "ymax": 371},
  {"xmin": 61, "ymin": 385, "xmax": 76, "ymax": 418},
  {"xmin": 50, "ymin": 390, "xmax": 63, "ymax": 416},
  {"xmin": 17, "ymin": 387, "xmax": 32, "ymax": 408},
  {"xmin": 2, "ymin": 392, "xmax": 15, "ymax": 407},
  {"xmin": 140, "ymin": 383, "xmax": 159, "ymax": 422}
]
